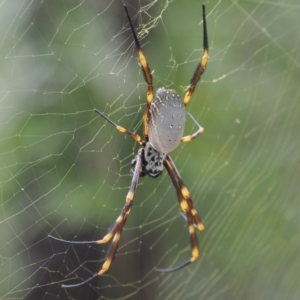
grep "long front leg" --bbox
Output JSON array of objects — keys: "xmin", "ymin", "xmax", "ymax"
[
  {"xmin": 51, "ymin": 154, "xmax": 143, "ymax": 288},
  {"xmin": 156, "ymin": 155, "xmax": 204, "ymax": 273},
  {"xmin": 165, "ymin": 155, "xmax": 204, "ymax": 231},
  {"xmin": 94, "ymin": 154, "xmax": 142, "ymax": 279}
]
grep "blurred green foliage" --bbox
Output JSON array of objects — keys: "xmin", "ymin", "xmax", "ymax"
[{"xmin": 0, "ymin": 1, "xmax": 299, "ymax": 299}]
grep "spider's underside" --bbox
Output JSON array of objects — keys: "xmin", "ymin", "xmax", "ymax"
[{"xmin": 49, "ymin": 4, "xmax": 209, "ymax": 288}]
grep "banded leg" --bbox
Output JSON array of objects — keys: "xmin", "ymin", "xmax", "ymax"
[
  {"xmin": 49, "ymin": 154, "xmax": 143, "ymax": 288},
  {"xmin": 124, "ymin": 4, "xmax": 153, "ymax": 140},
  {"xmin": 165, "ymin": 155, "xmax": 204, "ymax": 231},
  {"xmin": 94, "ymin": 108, "xmax": 144, "ymax": 146},
  {"xmin": 93, "ymin": 154, "xmax": 142, "ymax": 279},
  {"xmin": 156, "ymin": 154, "xmax": 204, "ymax": 272},
  {"xmin": 183, "ymin": 4, "xmax": 209, "ymax": 106},
  {"xmin": 180, "ymin": 113, "xmax": 204, "ymax": 143}
]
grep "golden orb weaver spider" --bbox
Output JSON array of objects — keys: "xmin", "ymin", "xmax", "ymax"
[{"xmin": 49, "ymin": 4, "xmax": 208, "ymax": 288}]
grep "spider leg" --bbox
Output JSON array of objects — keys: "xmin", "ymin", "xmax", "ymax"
[
  {"xmin": 156, "ymin": 155, "xmax": 204, "ymax": 273},
  {"xmin": 183, "ymin": 4, "xmax": 209, "ymax": 106},
  {"xmin": 164, "ymin": 155, "xmax": 204, "ymax": 231},
  {"xmin": 94, "ymin": 154, "xmax": 142, "ymax": 276},
  {"xmin": 48, "ymin": 216, "xmax": 122, "ymax": 247},
  {"xmin": 123, "ymin": 4, "xmax": 153, "ymax": 140},
  {"xmin": 54, "ymin": 154, "xmax": 143, "ymax": 288},
  {"xmin": 179, "ymin": 212, "xmax": 198, "ymax": 229},
  {"xmin": 48, "ymin": 235, "xmax": 99, "ymax": 245},
  {"xmin": 181, "ymin": 113, "xmax": 204, "ymax": 143},
  {"xmin": 94, "ymin": 108, "xmax": 144, "ymax": 146}
]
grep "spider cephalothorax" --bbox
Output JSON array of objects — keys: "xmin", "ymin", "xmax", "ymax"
[
  {"xmin": 131, "ymin": 143, "xmax": 166, "ymax": 178},
  {"xmin": 49, "ymin": 4, "xmax": 208, "ymax": 288}
]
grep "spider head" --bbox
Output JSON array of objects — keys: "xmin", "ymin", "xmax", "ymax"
[{"xmin": 131, "ymin": 144, "xmax": 165, "ymax": 178}]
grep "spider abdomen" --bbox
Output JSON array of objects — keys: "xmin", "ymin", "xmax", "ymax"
[{"xmin": 148, "ymin": 88, "xmax": 185, "ymax": 154}]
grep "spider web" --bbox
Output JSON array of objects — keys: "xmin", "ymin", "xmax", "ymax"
[{"xmin": 1, "ymin": 0, "xmax": 300, "ymax": 299}]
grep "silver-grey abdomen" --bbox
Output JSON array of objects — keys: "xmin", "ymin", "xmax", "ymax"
[{"xmin": 148, "ymin": 87, "xmax": 185, "ymax": 154}]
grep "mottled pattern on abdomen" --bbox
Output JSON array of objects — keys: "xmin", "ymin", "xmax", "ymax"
[{"xmin": 148, "ymin": 88, "xmax": 185, "ymax": 154}]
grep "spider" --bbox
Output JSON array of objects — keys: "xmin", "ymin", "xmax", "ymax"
[{"xmin": 49, "ymin": 4, "xmax": 208, "ymax": 288}]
